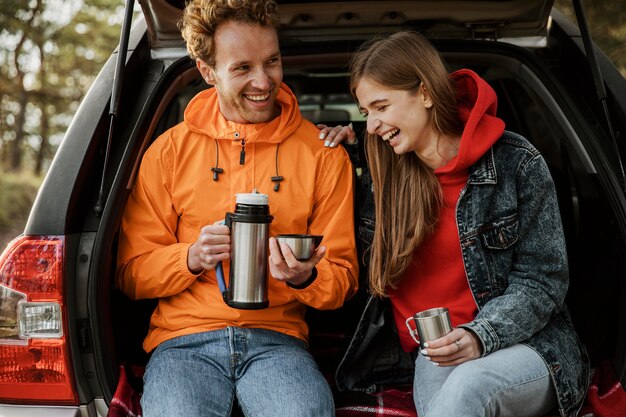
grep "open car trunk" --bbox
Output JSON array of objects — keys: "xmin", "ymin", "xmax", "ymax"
[{"xmin": 53, "ymin": 0, "xmax": 625, "ymax": 413}]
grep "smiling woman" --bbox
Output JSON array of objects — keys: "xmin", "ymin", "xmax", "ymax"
[{"xmin": 342, "ymin": 30, "xmax": 588, "ymax": 417}]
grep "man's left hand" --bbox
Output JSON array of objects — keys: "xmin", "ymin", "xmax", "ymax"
[{"xmin": 268, "ymin": 237, "xmax": 326, "ymax": 286}]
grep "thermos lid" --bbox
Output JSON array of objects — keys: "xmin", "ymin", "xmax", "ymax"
[{"xmin": 236, "ymin": 192, "xmax": 269, "ymax": 206}]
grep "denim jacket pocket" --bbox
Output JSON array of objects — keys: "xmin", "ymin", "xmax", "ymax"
[
  {"xmin": 469, "ymin": 213, "xmax": 519, "ymax": 295},
  {"xmin": 479, "ymin": 214, "xmax": 519, "ymax": 250}
]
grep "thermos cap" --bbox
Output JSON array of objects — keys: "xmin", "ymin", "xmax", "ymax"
[{"xmin": 236, "ymin": 192, "xmax": 269, "ymax": 206}]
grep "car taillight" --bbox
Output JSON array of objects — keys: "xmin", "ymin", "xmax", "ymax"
[{"xmin": 0, "ymin": 236, "xmax": 77, "ymax": 404}]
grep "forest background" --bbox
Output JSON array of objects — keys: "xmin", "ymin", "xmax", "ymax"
[{"xmin": 0, "ymin": 0, "xmax": 625, "ymax": 249}]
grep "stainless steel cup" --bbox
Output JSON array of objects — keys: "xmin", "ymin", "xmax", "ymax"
[
  {"xmin": 276, "ymin": 234, "xmax": 323, "ymax": 260},
  {"xmin": 405, "ymin": 307, "xmax": 452, "ymax": 344}
]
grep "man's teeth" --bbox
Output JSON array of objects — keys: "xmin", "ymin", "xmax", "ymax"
[
  {"xmin": 246, "ymin": 93, "xmax": 269, "ymax": 102},
  {"xmin": 382, "ymin": 129, "xmax": 399, "ymax": 141}
]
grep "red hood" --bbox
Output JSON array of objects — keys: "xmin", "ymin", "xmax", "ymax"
[{"xmin": 437, "ymin": 69, "xmax": 505, "ymax": 174}]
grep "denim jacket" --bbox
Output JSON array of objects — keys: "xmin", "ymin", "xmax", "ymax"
[{"xmin": 336, "ymin": 131, "xmax": 590, "ymax": 417}]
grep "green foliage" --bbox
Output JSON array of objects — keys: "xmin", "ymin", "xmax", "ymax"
[
  {"xmin": 0, "ymin": 0, "xmax": 125, "ymax": 175},
  {"xmin": 0, "ymin": 172, "xmax": 42, "ymax": 248}
]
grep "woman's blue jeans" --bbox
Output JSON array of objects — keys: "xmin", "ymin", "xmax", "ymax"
[
  {"xmin": 141, "ymin": 327, "xmax": 334, "ymax": 417},
  {"xmin": 414, "ymin": 343, "xmax": 557, "ymax": 417}
]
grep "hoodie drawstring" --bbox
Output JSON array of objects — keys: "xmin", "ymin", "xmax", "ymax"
[
  {"xmin": 211, "ymin": 139, "xmax": 223, "ymax": 181},
  {"xmin": 271, "ymin": 143, "xmax": 283, "ymax": 192},
  {"xmin": 239, "ymin": 138, "xmax": 246, "ymax": 165},
  {"xmin": 211, "ymin": 139, "xmax": 283, "ymax": 192}
]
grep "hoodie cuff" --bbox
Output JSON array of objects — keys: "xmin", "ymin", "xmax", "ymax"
[{"xmin": 287, "ymin": 267, "xmax": 318, "ymax": 290}]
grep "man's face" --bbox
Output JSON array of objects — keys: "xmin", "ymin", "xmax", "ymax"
[{"xmin": 197, "ymin": 21, "xmax": 283, "ymax": 124}]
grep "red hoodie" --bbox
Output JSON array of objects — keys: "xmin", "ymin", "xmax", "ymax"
[{"xmin": 388, "ymin": 69, "xmax": 505, "ymax": 352}]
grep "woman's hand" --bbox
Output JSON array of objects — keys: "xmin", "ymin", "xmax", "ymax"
[
  {"xmin": 420, "ymin": 328, "xmax": 483, "ymax": 366},
  {"xmin": 317, "ymin": 123, "xmax": 357, "ymax": 147}
]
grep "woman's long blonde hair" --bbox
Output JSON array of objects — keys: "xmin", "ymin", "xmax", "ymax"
[{"xmin": 349, "ymin": 32, "xmax": 464, "ymax": 296}]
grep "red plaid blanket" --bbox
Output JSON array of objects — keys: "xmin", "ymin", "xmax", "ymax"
[
  {"xmin": 107, "ymin": 365, "xmax": 144, "ymax": 417},
  {"xmin": 107, "ymin": 360, "xmax": 626, "ymax": 417}
]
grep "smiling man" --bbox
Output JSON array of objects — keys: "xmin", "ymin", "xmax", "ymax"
[
  {"xmin": 115, "ymin": 0, "xmax": 358, "ymax": 416},
  {"xmin": 195, "ymin": 19, "xmax": 283, "ymax": 124}
]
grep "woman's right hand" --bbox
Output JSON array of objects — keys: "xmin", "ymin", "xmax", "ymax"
[
  {"xmin": 420, "ymin": 328, "xmax": 483, "ymax": 367},
  {"xmin": 317, "ymin": 123, "xmax": 357, "ymax": 147}
]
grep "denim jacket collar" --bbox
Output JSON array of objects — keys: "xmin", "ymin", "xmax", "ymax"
[{"xmin": 467, "ymin": 147, "xmax": 497, "ymax": 185}]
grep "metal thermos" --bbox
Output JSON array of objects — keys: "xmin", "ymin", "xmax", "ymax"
[{"xmin": 216, "ymin": 193, "xmax": 273, "ymax": 309}]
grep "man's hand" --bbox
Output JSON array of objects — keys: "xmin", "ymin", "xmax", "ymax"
[
  {"xmin": 187, "ymin": 222, "xmax": 230, "ymax": 274},
  {"xmin": 268, "ymin": 237, "xmax": 326, "ymax": 286},
  {"xmin": 317, "ymin": 123, "xmax": 357, "ymax": 147}
]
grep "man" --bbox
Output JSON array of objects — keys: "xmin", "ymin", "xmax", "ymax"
[{"xmin": 115, "ymin": 0, "xmax": 358, "ymax": 416}]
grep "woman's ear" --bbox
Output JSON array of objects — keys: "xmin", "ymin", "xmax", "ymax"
[
  {"xmin": 196, "ymin": 59, "xmax": 216, "ymax": 85},
  {"xmin": 422, "ymin": 84, "xmax": 433, "ymax": 109}
]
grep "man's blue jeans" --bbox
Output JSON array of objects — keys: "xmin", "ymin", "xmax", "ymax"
[
  {"xmin": 413, "ymin": 343, "xmax": 557, "ymax": 417},
  {"xmin": 141, "ymin": 327, "xmax": 334, "ymax": 417}
]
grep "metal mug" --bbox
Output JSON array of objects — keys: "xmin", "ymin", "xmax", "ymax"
[
  {"xmin": 275, "ymin": 234, "xmax": 323, "ymax": 260},
  {"xmin": 405, "ymin": 307, "xmax": 453, "ymax": 345}
]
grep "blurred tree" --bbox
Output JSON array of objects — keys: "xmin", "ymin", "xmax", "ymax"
[{"xmin": 0, "ymin": 0, "xmax": 124, "ymax": 175}]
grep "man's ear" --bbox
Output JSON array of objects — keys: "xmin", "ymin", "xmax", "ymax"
[{"xmin": 196, "ymin": 59, "xmax": 216, "ymax": 85}]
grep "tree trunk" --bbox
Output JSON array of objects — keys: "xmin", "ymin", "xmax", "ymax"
[
  {"xmin": 34, "ymin": 107, "xmax": 49, "ymax": 176},
  {"xmin": 8, "ymin": 0, "xmax": 41, "ymax": 173},
  {"xmin": 9, "ymin": 85, "xmax": 27, "ymax": 173},
  {"xmin": 34, "ymin": 41, "xmax": 49, "ymax": 177}
]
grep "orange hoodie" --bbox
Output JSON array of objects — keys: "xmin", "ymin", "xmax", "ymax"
[{"xmin": 116, "ymin": 83, "xmax": 358, "ymax": 352}]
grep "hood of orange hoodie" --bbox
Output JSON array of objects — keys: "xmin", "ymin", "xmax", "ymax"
[
  {"xmin": 437, "ymin": 69, "xmax": 505, "ymax": 175},
  {"xmin": 183, "ymin": 82, "xmax": 303, "ymax": 143}
]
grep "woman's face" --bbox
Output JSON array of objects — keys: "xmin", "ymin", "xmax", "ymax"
[{"xmin": 355, "ymin": 77, "xmax": 434, "ymax": 156}]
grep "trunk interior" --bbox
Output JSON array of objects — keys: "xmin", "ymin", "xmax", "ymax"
[{"xmin": 93, "ymin": 34, "xmax": 626, "ymax": 406}]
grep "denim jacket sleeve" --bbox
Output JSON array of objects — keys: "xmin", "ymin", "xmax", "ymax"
[{"xmin": 461, "ymin": 147, "xmax": 569, "ymax": 356}]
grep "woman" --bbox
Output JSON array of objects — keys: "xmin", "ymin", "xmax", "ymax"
[{"xmin": 324, "ymin": 31, "xmax": 589, "ymax": 417}]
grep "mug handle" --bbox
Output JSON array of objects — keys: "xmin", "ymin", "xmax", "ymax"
[
  {"xmin": 216, "ymin": 262, "xmax": 227, "ymax": 294},
  {"xmin": 405, "ymin": 316, "xmax": 420, "ymax": 345}
]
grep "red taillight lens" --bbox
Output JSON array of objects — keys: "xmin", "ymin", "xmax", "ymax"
[{"xmin": 0, "ymin": 236, "xmax": 78, "ymax": 404}]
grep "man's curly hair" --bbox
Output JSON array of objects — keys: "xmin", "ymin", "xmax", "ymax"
[{"xmin": 179, "ymin": 0, "xmax": 281, "ymax": 67}]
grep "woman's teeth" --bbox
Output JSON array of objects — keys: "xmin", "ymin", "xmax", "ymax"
[{"xmin": 382, "ymin": 129, "xmax": 399, "ymax": 141}]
